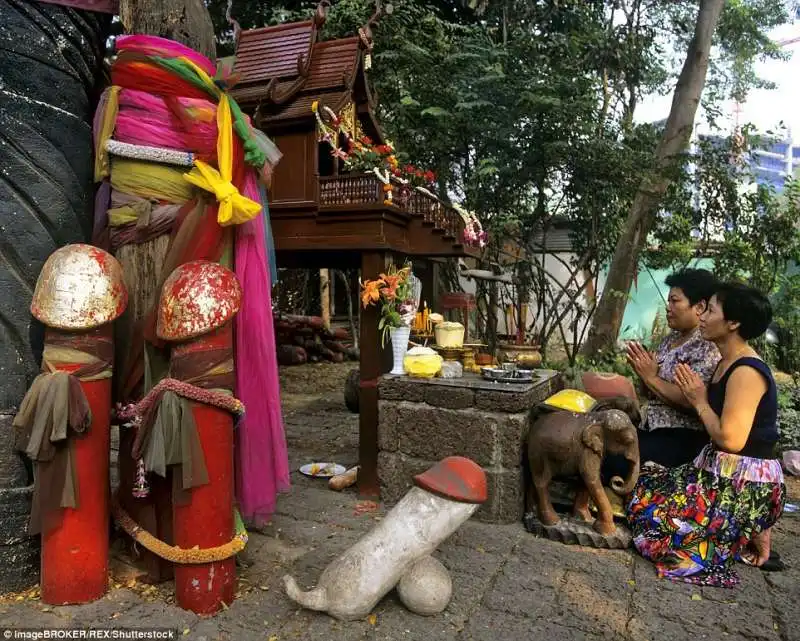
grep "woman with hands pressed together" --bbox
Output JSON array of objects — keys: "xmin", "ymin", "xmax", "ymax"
[
  {"xmin": 625, "ymin": 269, "xmax": 720, "ymax": 469},
  {"xmin": 627, "ymin": 282, "xmax": 785, "ymax": 586}
]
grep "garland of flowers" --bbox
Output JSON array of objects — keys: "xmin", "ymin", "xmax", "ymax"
[
  {"xmin": 453, "ymin": 203, "xmax": 488, "ymax": 249},
  {"xmin": 312, "ymin": 101, "xmax": 487, "ymax": 247},
  {"xmin": 112, "ymin": 492, "xmax": 248, "ymax": 563}
]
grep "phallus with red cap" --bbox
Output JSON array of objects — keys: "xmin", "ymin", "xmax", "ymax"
[{"xmin": 413, "ymin": 456, "xmax": 487, "ymax": 504}]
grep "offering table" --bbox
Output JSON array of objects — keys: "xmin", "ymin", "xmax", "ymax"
[{"xmin": 378, "ymin": 370, "xmax": 562, "ymax": 523}]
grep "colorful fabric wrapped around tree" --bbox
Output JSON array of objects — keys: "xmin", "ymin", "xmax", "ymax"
[{"xmin": 92, "ymin": 34, "xmax": 289, "ymax": 527}]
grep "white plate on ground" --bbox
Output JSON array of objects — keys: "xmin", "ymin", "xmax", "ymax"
[{"xmin": 300, "ymin": 462, "xmax": 346, "ymax": 478}]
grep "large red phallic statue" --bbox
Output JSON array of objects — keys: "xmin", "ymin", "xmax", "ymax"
[
  {"xmin": 119, "ymin": 260, "xmax": 244, "ymax": 615},
  {"xmin": 14, "ymin": 244, "xmax": 127, "ymax": 605}
]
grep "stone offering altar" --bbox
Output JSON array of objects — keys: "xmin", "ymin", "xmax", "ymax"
[{"xmin": 378, "ymin": 370, "xmax": 562, "ymax": 523}]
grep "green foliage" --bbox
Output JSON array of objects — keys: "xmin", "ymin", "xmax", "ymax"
[
  {"xmin": 776, "ymin": 378, "xmax": 800, "ymax": 453},
  {"xmin": 207, "ymin": 0, "xmax": 795, "ymax": 356},
  {"xmin": 647, "ymin": 127, "xmax": 800, "ymax": 372}
]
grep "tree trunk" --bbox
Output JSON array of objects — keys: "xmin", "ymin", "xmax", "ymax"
[
  {"xmin": 119, "ymin": 0, "xmax": 216, "ymax": 59},
  {"xmin": 114, "ymin": 0, "xmax": 216, "ymax": 583},
  {"xmin": 581, "ymin": 0, "xmax": 725, "ymax": 357}
]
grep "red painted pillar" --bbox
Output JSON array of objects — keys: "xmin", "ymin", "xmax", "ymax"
[
  {"xmin": 170, "ymin": 327, "xmax": 236, "ymax": 615},
  {"xmin": 40, "ymin": 329, "xmax": 112, "ymax": 605},
  {"xmin": 25, "ymin": 244, "xmax": 126, "ymax": 606}
]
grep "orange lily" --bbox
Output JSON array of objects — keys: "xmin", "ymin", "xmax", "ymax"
[{"xmin": 361, "ymin": 278, "xmax": 384, "ymax": 307}]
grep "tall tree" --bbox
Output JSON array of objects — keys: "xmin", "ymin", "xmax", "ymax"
[
  {"xmin": 119, "ymin": 0, "xmax": 216, "ymax": 58},
  {"xmin": 581, "ymin": 0, "xmax": 725, "ymax": 356}
]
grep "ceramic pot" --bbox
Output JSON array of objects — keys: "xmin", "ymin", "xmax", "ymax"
[
  {"xmin": 581, "ymin": 372, "xmax": 637, "ymax": 400},
  {"xmin": 497, "ymin": 343, "xmax": 542, "ymax": 368},
  {"xmin": 390, "ymin": 326, "xmax": 411, "ymax": 375}
]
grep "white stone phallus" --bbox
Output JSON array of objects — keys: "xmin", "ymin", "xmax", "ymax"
[
  {"xmin": 397, "ymin": 555, "xmax": 452, "ymax": 615},
  {"xmin": 283, "ymin": 456, "xmax": 487, "ymax": 621}
]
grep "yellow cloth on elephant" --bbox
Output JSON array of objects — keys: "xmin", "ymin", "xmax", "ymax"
[
  {"xmin": 110, "ymin": 158, "xmax": 194, "ymax": 204},
  {"xmin": 542, "ymin": 389, "xmax": 597, "ymax": 413}
]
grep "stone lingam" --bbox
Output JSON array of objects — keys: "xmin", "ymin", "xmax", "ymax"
[
  {"xmin": 523, "ymin": 394, "xmax": 641, "ymax": 549},
  {"xmin": 284, "ymin": 457, "xmax": 486, "ymax": 620}
]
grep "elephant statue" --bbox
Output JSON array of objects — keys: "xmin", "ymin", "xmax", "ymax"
[{"xmin": 526, "ymin": 397, "xmax": 640, "ymax": 536}]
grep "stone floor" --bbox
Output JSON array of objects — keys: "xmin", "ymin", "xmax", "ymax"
[{"xmin": 1, "ymin": 362, "xmax": 799, "ymax": 641}]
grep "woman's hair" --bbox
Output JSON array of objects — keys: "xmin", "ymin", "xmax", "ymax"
[
  {"xmin": 664, "ymin": 268, "xmax": 718, "ymax": 306},
  {"xmin": 714, "ymin": 282, "xmax": 773, "ymax": 340}
]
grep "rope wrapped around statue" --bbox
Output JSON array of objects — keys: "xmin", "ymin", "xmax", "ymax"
[
  {"xmin": 113, "ymin": 375, "xmax": 248, "ymax": 565},
  {"xmin": 91, "ymin": 34, "xmax": 289, "ymax": 530}
]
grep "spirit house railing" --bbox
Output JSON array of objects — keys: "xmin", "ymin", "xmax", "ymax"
[{"xmin": 319, "ymin": 173, "xmax": 463, "ymax": 241}]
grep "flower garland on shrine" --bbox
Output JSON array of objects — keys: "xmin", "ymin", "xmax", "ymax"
[
  {"xmin": 453, "ymin": 203, "xmax": 488, "ymax": 249},
  {"xmin": 311, "ymin": 100, "xmax": 488, "ymax": 248}
]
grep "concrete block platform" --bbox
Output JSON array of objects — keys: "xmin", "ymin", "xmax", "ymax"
[{"xmin": 378, "ymin": 371, "xmax": 562, "ymax": 523}]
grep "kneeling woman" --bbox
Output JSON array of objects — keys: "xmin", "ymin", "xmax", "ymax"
[{"xmin": 626, "ymin": 282, "xmax": 785, "ymax": 587}]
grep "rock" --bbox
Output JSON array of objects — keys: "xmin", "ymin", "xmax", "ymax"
[
  {"xmin": 440, "ymin": 361, "xmax": 463, "ymax": 379},
  {"xmin": 397, "ymin": 555, "xmax": 452, "ymax": 616},
  {"xmin": 0, "ymin": 485, "xmax": 40, "ymax": 593}
]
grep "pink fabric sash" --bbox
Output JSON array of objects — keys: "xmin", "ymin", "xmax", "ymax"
[{"xmin": 235, "ymin": 172, "xmax": 290, "ymax": 526}]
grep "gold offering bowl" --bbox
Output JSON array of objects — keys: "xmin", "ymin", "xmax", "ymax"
[{"xmin": 498, "ymin": 343, "xmax": 542, "ymax": 368}]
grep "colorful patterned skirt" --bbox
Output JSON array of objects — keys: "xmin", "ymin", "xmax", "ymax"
[{"xmin": 627, "ymin": 444, "xmax": 785, "ymax": 587}]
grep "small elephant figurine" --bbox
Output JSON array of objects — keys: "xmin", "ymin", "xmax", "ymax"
[{"xmin": 526, "ymin": 397, "xmax": 640, "ymax": 535}]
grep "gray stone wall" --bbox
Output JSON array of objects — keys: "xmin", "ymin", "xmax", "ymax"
[{"xmin": 378, "ymin": 373, "xmax": 562, "ymax": 523}]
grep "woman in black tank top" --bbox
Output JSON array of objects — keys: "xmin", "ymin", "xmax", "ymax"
[{"xmin": 626, "ymin": 283, "xmax": 786, "ymax": 587}]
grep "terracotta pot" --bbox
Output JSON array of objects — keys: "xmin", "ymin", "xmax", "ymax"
[
  {"xmin": 581, "ymin": 371, "xmax": 637, "ymax": 400},
  {"xmin": 475, "ymin": 353, "xmax": 494, "ymax": 366},
  {"xmin": 497, "ymin": 343, "xmax": 542, "ymax": 368}
]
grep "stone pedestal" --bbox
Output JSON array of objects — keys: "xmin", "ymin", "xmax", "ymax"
[{"xmin": 378, "ymin": 371, "xmax": 562, "ymax": 523}]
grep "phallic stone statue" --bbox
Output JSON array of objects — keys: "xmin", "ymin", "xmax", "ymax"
[
  {"xmin": 526, "ymin": 396, "xmax": 640, "ymax": 538},
  {"xmin": 283, "ymin": 456, "xmax": 486, "ymax": 620}
]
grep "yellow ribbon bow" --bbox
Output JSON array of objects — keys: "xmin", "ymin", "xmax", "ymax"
[
  {"xmin": 173, "ymin": 71, "xmax": 261, "ymax": 226},
  {"xmin": 184, "ymin": 160, "xmax": 261, "ymax": 226}
]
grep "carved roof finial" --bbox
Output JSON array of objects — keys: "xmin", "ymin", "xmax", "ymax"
[
  {"xmin": 226, "ymin": 0, "xmax": 243, "ymax": 48},
  {"xmin": 359, "ymin": 1, "xmax": 393, "ymax": 46},
  {"xmin": 314, "ymin": 0, "xmax": 331, "ymax": 27}
]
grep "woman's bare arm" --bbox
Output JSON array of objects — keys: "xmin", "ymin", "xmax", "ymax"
[{"xmin": 694, "ymin": 367, "xmax": 767, "ymax": 452}]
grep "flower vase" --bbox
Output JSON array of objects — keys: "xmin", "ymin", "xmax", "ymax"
[{"xmin": 389, "ymin": 325, "xmax": 411, "ymax": 375}]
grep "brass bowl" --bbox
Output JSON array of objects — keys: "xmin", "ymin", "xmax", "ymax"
[{"xmin": 498, "ymin": 343, "xmax": 542, "ymax": 368}]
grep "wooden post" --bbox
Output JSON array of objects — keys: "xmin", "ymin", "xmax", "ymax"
[
  {"xmin": 358, "ymin": 251, "xmax": 385, "ymax": 498},
  {"xmin": 320, "ymin": 268, "xmax": 331, "ymax": 330}
]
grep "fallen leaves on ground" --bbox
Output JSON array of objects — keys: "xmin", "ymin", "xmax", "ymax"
[
  {"xmin": 354, "ymin": 501, "xmax": 379, "ymax": 516},
  {"xmin": 0, "ymin": 585, "xmax": 40, "ymax": 603},
  {"xmin": 368, "ymin": 614, "xmax": 377, "ymax": 625}
]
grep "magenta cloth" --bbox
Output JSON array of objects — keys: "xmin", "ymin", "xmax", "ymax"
[
  {"xmin": 114, "ymin": 89, "xmax": 218, "ymax": 157},
  {"xmin": 234, "ymin": 171, "xmax": 290, "ymax": 526},
  {"xmin": 115, "ymin": 35, "xmax": 216, "ymax": 76}
]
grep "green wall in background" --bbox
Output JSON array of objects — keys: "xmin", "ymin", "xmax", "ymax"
[{"xmin": 609, "ymin": 259, "xmax": 715, "ymax": 345}]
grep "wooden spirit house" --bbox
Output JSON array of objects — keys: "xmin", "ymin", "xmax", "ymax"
[{"xmin": 231, "ymin": 3, "xmax": 483, "ymax": 496}]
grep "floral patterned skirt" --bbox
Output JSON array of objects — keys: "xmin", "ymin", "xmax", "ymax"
[{"xmin": 626, "ymin": 444, "xmax": 785, "ymax": 587}]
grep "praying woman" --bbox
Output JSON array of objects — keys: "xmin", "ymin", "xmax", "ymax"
[{"xmin": 626, "ymin": 283, "xmax": 785, "ymax": 586}]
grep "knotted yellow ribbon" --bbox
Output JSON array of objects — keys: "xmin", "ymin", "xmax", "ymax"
[
  {"xmin": 184, "ymin": 160, "xmax": 261, "ymax": 226},
  {"xmin": 178, "ymin": 65, "xmax": 261, "ymax": 226}
]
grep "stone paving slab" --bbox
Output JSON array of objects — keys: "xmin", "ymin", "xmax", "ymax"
[{"xmin": 1, "ymin": 372, "xmax": 797, "ymax": 641}]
